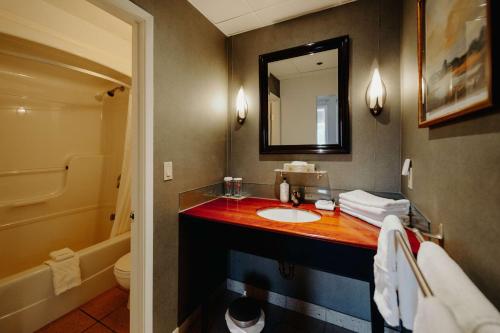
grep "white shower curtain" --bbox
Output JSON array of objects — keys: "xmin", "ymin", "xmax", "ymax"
[{"xmin": 110, "ymin": 91, "xmax": 132, "ymax": 238}]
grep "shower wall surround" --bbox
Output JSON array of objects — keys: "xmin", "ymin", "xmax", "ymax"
[{"xmin": 0, "ymin": 50, "xmax": 128, "ymax": 278}]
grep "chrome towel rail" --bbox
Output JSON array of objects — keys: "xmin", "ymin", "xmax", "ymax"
[{"xmin": 395, "ymin": 228, "xmax": 434, "ymax": 297}]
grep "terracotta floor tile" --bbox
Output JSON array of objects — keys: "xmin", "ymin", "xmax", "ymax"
[
  {"xmin": 80, "ymin": 287, "xmax": 128, "ymax": 320},
  {"xmin": 83, "ymin": 323, "xmax": 114, "ymax": 333},
  {"xmin": 36, "ymin": 310, "xmax": 96, "ymax": 333},
  {"xmin": 101, "ymin": 305, "xmax": 130, "ymax": 333}
]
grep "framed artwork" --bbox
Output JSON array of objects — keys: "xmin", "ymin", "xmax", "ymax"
[{"xmin": 417, "ymin": 0, "xmax": 493, "ymax": 127}]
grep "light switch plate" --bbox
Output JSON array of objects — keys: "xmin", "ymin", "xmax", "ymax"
[{"xmin": 163, "ymin": 161, "xmax": 173, "ymax": 181}]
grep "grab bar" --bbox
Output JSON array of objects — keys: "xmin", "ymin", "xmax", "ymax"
[
  {"xmin": 395, "ymin": 228, "xmax": 433, "ymax": 297},
  {"xmin": 10, "ymin": 196, "xmax": 53, "ymax": 208},
  {"xmin": 0, "ymin": 166, "xmax": 68, "ymax": 177},
  {"xmin": 0, "ymin": 154, "xmax": 103, "ymax": 208},
  {"xmin": 0, "ymin": 165, "xmax": 69, "ymax": 207}
]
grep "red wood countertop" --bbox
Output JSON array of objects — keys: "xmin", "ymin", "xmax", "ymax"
[{"xmin": 180, "ymin": 197, "xmax": 420, "ymax": 252}]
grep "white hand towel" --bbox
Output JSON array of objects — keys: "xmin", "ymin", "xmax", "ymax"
[
  {"xmin": 339, "ymin": 199, "xmax": 409, "ymax": 221},
  {"xmin": 397, "ymin": 238, "xmax": 418, "ymax": 329},
  {"xmin": 339, "ymin": 190, "xmax": 410, "ymax": 210},
  {"xmin": 418, "ymin": 242, "xmax": 500, "ymax": 333},
  {"xmin": 413, "ymin": 296, "xmax": 462, "ymax": 333},
  {"xmin": 49, "ymin": 247, "xmax": 75, "ymax": 262},
  {"xmin": 340, "ymin": 205, "xmax": 383, "ymax": 228},
  {"xmin": 373, "ymin": 215, "xmax": 417, "ymax": 329},
  {"xmin": 44, "ymin": 255, "xmax": 82, "ymax": 296},
  {"xmin": 315, "ymin": 200, "xmax": 335, "ymax": 211}
]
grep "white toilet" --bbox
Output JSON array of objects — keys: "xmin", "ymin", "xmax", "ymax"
[{"xmin": 114, "ymin": 252, "xmax": 131, "ymax": 307}]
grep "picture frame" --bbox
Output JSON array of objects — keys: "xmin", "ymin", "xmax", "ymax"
[{"xmin": 417, "ymin": 0, "xmax": 493, "ymax": 127}]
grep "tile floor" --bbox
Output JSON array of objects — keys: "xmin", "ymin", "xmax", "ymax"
[
  {"xmin": 36, "ymin": 288, "xmax": 391, "ymax": 333},
  {"xmin": 36, "ymin": 287, "xmax": 129, "ymax": 333},
  {"xmin": 192, "ymin": 290, "xmax": 353, "ymax": 333}
]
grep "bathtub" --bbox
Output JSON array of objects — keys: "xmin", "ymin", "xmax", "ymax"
[{"xmin": 0, "ymin": 231, "xmax": 130, "ymax": 333}]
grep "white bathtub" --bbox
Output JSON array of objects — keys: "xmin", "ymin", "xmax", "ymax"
[{"xmin": 0, "ymin": 231, "xmax": 130, "ymax": 333}]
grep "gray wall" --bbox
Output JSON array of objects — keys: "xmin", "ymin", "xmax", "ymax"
[
  {"xmin": 401, "ymin": 0, "xmax": 500, "ymax": 307},
  {"xmin": 226, "ymin": 0, "xmax": 402, "ymax": 322},
  {"xmin": 131, "ymin": 0, "xmax": 228, "ymax": 331},
  {"xmin": 229, "ymin": 0, "xmax": 402, "ymax": 192}
]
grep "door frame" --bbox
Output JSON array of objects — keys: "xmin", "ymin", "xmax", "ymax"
[{"xmin": 88, "ymin": 1, "xmax": 154, "ymax": 332}]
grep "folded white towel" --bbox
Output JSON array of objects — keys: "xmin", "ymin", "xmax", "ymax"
[
  {"xmin": 339, "ymin": 190, "xmax": 410, "ymax": 210},
  {"xmin": 49, "ymin": 247, "xmax": 75, "ymax": 262},
  {"xmin": 340, "ymin": 205, "xmax": 383, "ymax": 227},
  {"xmin": 44, "ymin": 255, "xmax": 82, "ymax": 296},
  {"xmin": 418, "ymin": 242, "xmax": 500, "ymax": 333},
  {"xmin": 413, "ymin": 297, "xmax": 461, "ymax": 333},
  {"xmin": 339, "ymin": 199, "xmax": 409, "ymax": 221},
  {"xmin": 315, "ymin": 200, "xmax": 335, "ymax": 211},
  {"xmin": 373, "ymin": 215, "xmax": 417, "ymax": 329}
]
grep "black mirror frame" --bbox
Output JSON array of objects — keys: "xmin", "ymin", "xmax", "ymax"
[{"xmin": 259, "ymin": 35, "xmax": 350, "ymax": 154}]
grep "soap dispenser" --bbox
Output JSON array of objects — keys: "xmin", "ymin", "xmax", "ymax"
[{"xmin": 280, "ymin": 177, "xmax": 289, "ymax": 203}]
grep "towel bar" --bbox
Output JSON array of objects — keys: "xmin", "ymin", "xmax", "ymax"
[
  {"xmin": 421, "ymin": 223, "xmax": 444, "ymax": 246},
  {"xmin": 396, "ymin": 229, "xmax": 433, "ymax": 297},
  {"xmin": 404, "ymin": 223, "xmax": 444, "ymax": 246}
]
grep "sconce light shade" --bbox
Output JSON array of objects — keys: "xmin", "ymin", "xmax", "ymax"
[
  {"xmin": 236, "ymin": 87, "xmax": 248, "ymax": 124},
  {"xmin": 365, "ymin": 68, "xmax": 386, "ymax": 116}
]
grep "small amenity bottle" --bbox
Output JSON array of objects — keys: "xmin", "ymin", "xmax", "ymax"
[
  {"xmin": 280, "ymin": 177, "xmax": 289, "ymax": 203},
  {"xmin": 224, "ymin": 177, "xmax": 233, "ymax": 196},
  {"xmin": 233, "ymin": 178, "xmax": 243, "ymax": 197}
]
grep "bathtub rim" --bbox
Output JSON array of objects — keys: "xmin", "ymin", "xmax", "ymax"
[{"xmin": 0, "ymin": 231, "xmax": 130, "ymax": 288}]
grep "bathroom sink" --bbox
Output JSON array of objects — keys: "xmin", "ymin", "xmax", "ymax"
[{"xmin": 256, "ymin": 207, "xmax": 321, "ymax": 223}]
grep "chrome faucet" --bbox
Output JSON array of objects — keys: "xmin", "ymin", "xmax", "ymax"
[{"xmin": 291, "ymin": 190, "xmax": 302, "ymax": 207}]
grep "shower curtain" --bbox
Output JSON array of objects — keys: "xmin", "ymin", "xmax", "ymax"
[{"xmin": 110, "ymin": 91, "xmax": 132, "ymax": 237}]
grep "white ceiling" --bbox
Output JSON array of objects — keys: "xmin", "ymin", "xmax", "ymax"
[
  {"xmin": 269, "ymin": 49, "xmax": 338, "ymax": 80},
  {"xmin": 187, "ymin": 0, "xmax": 356, "ymax": 36}
]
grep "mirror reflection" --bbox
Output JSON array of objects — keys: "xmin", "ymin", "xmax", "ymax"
[{"xmin": 267, "ymin": 49, "xmax": 339, "ymax": 146}]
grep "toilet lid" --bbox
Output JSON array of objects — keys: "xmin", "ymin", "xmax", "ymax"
[{"xmin": 115, "ymin": 253, "xmax": 131, "ymax": 272}]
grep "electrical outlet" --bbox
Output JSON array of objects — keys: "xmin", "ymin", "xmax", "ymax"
[
  {"xmin": 163, "ymin": 161, "xmax": 173, "ymax": 181},
  {"xmin": 408, "ymin": 167, "xmax": 413, "ymax": 190}
]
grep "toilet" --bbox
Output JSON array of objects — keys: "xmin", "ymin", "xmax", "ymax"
[{"xmin": 114, "ymin": 252, "xmax": 131, "ymax": 307}]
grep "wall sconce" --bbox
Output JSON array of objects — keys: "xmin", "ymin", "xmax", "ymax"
[
  {"xmin": 365, "ymin": 68, "xmax": 386, "ymax": 116},
  {"xmin": 236, "ymin": 87, "xmax": 248, "ymax": 124}
]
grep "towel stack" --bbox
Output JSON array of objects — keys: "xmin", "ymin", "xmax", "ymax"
[{"xmin": 339, "ymin": 190, "xmax": 410, "ymax": 228}]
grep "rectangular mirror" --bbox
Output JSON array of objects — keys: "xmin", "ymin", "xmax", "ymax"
[{"xmin": 259, "ymin": 36, "xmax": 350, "ymax": 154}]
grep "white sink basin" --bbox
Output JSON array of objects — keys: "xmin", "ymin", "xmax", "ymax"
[{"xmin": 257, "ymin": 207, "xmax": 321, "ymax": 223}]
